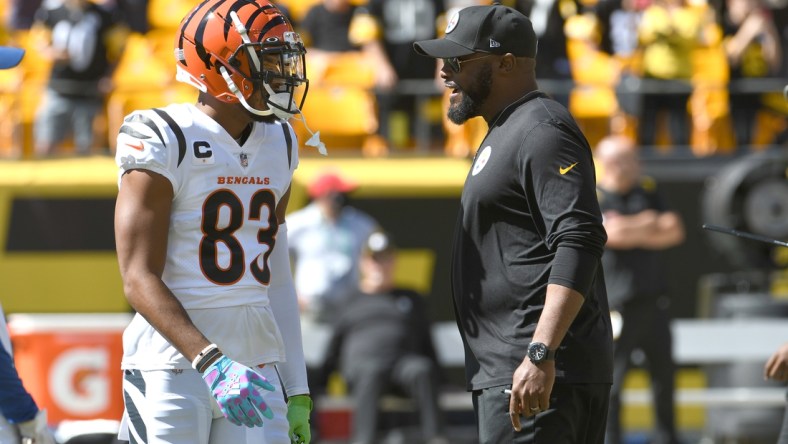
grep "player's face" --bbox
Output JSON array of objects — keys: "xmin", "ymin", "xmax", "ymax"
[
  {"xmin": 243, "ymin": 55, "xmax": 283, "ymax": 123},
  {"xmin": 243, "ymin": 52, "xmax": 301, "ymax": 122},
  {"xmin": 446, "ymin": 61, "xmax": 493, "ymax": 125},
  {"xmin": 245, "ymin": 88, "xmax": 276, "ymax": 123}
]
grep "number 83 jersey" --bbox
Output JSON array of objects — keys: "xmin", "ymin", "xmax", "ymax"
[{"xmin": 115, "ymin": 103, "xmax": 298, "ymax": 310}]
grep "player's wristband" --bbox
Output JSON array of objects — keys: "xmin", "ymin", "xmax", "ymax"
[{"xmin": 192, "ymin": 343, "xmax": 221, "ymax": 371}]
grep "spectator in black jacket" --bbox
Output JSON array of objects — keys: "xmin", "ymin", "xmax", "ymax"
[{"xmin": 322, "ymin": 231, "xmax": 448, "ymax": 444}]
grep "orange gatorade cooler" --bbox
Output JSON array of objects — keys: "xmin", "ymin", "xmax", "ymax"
[{"xmin": 7, "ymin": 313, "xmax": 133, "ymax": 423}]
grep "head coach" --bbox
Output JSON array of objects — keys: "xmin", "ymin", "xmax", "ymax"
[{"xmin": 415, "ymin": 3, "xmax": 613, "ymax": 443}]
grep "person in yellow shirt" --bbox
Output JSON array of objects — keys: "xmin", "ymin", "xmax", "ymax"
[{"xmin": 637, "ymin": 0, "xmax": 704, "ymax": 148}]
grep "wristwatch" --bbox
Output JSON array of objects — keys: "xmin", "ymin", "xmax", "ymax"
[{"xmin": 527, "ymin": 342, "xmax": 556, "ymax": 364}]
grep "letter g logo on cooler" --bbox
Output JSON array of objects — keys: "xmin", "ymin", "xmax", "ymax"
[{"xmin": 49, "ymin": 347, "xmax": 110, "ymax": 415}]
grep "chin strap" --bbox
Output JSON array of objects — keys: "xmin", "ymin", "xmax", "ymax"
[
  {"xmin": 220, "ymin": 66, "xmax": 274, "ymax": 117},
  {"xmin": 291, "ymin": 113, "xmax": 327, "ymax": 156},
  {"xmin": 223, "ymin": 10, "xmax": 326, "ymax": 155},
  {"xmin": 219, "ymin": 66, "xmax": 326, "ymax": 155}
]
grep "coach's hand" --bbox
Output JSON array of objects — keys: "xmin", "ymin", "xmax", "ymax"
[
  {"xmin": 201, "ymin": 355, "xmax": 275, "ymax": 427},
  {"xmin": 509, "ymin": 359, "xmax": 555, "ymax": 431},
  {"xmin": 287, "ymin": 394, "xmax": 312, "ymax": 443}
]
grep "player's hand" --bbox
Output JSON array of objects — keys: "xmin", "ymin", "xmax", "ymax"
[
  {"xmin": 201, "ymin": 355, "xmax": 275, "ymax": 427},
  {"xmin": 287, "ymin": 394, "xmax": 313, "ymax": 444},
  {"xmin": 17, "ymin": 409, "xmax": 56, "ymax": 444},
  {"xmin": 765, "ymin": 342, "xmax": 788, "ymax": 382},
  {"xmin": 508, "ymin": 359, "xmax": 555, "ymax": 431}
]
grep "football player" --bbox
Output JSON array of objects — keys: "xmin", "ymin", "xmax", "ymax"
[{"xmin": 114, "ymin": 1, "xmax": 313, "ymax": 443}]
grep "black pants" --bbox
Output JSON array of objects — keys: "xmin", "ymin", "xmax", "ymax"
[
  {"xmin": 638, "ymin": 80, "xmax": 691, "ymax": 148},
  {"xmin": 606, "ymin": 298, "xmax": 679, "ymax": 444},
  {"xmin": 729, "ymin": 92, "xmax": 762, "ymax": 148},
  {"xmin": 473, "ymin": 382, "xmax": 610, "ymax": 443},
  {"xmin": 346, "ymin": 354, "xmax": 444, "ymax": 444}
]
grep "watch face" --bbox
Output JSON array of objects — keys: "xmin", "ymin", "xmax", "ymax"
[{"xmin": 529, "ymin": 343, "xmax": 547, "ymax": 361}]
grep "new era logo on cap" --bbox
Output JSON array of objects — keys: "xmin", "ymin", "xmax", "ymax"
[{"xmin": 414, "ymin": 4, "xmax": 537, "ymax": 59}]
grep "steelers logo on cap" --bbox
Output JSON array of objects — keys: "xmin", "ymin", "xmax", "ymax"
[{"xmin": 445, "ymin": 11, "xmax": 460, "ymax": 33}]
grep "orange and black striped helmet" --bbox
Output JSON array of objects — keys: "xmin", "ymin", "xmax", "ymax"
[{"xmin": 174, "ymin": 0, "xmax": 308, "ymax": 118}]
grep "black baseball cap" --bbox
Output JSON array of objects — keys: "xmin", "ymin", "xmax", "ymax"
[{"xmin": 414, "ymin": 4, "xmax": 537, "ymax": 58}]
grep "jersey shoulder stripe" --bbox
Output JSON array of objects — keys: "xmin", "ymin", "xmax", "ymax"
[
  {"xmin": 121, "ymin": 113, "xmax": 165, "ymax": 146},
  {"xmin": 152, "ymin": 108, "xmax": 187, "ymax": 167}
]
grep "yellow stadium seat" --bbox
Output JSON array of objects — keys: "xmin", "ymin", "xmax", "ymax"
[
  {"xmin": 147, "ymin": 0, "xmax": 198, "ymax": 30},
  {"xmin": 306, "ymin": 51, "xmax": 376, "ymax": 88},
  {"xmin": 0, "ymin": 68, "xmax": 24, "ymax": 158},
  {"xmin": 112, "ymin": 33, "xmax": 172, "ymax": 91},
  {"xmin": 277, "ymin": 0, "xmax": 322, "ymax": 24},
  {"xmin": 15, "ymin": 29, "xmax": 53, "ymax": 84},
  {"xmin": 563, "ymin": 13, "xmax": 624, "ymax": 147},
  {"xmin": 688, "ymin": 42, "xmax": 734, "ymax": 155},
  {"xmin": 293, "ymin": 85, "xmax": 378, "ymax": 152},
  {"xmin": 144, "ymin": 28, "xmax": 179, "ymax": 70}
]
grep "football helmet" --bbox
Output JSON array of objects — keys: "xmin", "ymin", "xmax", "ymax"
[{"xmin": 174, "ymin": 0, "xmax": 308, "ymax": 119}]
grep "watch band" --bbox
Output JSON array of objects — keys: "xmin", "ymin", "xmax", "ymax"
[{"xmin": 527, "ymin": 342, "xmax": 556, "ymax": 362}]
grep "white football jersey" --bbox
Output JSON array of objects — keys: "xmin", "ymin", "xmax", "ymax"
[{"xmin": 116, "ymin": 103, "xmax": 298, "ymax": 369}]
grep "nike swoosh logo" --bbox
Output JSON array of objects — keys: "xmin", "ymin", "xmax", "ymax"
[
  {"xmin": 559, "ymin": 162, "xmax": 578, "ymax": 175},
  {"xmin": 126, "ymin": 141, "xmax": 145, "ymax": 151}
]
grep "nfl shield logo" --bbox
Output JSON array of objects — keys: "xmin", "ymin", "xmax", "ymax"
[{"xmin": 240, "ymin": 152, "xmax": 248, "ymax": 167}]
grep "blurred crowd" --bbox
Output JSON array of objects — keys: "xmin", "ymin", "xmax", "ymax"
[{"xmin": 0, "ymin": 0, "xmax": 785, "ymax": 159}]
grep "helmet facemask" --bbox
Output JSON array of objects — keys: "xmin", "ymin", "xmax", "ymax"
[{"xmin": 222, "ymin": 12, "xmax": 308, "ymax": 120}]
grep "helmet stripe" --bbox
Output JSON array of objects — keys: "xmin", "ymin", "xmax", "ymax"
[
  {"xmin": 194, "ymin": 0, "xmax": 230, "ymax": 69},
  {"xmin": 256, "ymin": 16, "xmax": 286, "ymax": 43},
  {"xmin": 222, "ymin": 1, "xmax": 251, "ymax": 40},
  {"xmin": 242, "ymin": 7, "xmax": 266, "ymax": 36},
  {"xmin": 177, "ymin": 0, "xmax": 213, "ymax": 66}
]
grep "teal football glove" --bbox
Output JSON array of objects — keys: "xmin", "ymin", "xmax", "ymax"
[
  {"xmin": 201, "ymin": 355, "xmax": 275, "ymax": 427},
  {"xmin": 287, "ymin": 394, "xmax": 312, "ymax": 444}
]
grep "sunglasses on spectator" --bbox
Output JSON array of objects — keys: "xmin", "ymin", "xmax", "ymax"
[{"xmin": 442, "ymin": 54, "xmax": 494, "ymax": 73}]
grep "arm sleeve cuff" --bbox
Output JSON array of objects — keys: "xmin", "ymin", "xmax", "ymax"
[{"xmin": 548, "ymin": 246, "xmax": 600, "ymax": 297}]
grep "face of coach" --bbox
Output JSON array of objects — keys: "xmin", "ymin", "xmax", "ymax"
[{"xmin": 414, "ymin": 4, "xmax": 539, "ymax": 125}]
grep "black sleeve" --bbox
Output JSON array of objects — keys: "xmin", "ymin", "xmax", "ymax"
[{"xmin": 520, "ymin": 122, "xmax": 607, "ymax": 295}]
